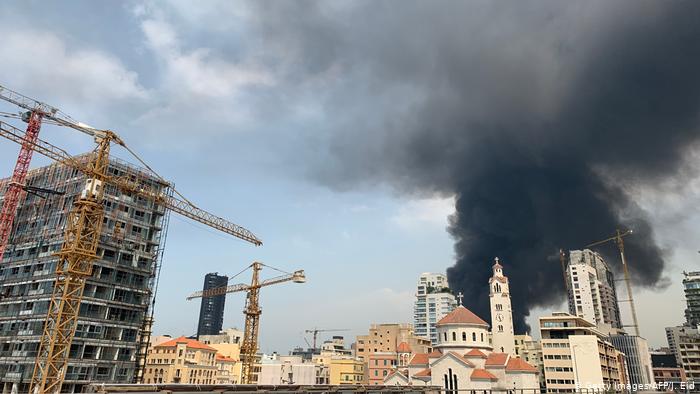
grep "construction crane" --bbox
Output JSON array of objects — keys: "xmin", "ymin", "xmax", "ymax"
[
  {"xmin": 187, "ymin": 262, "xmax": 306, "ymax": 384},
  {"xmin": 0, "ymin": 84, "xmax": 59, "ymax": 262},
  {"xmin": 0, "ymin": 110, "xmax": 262, "ymax": 393},
  {"xmin": 585, "ymin": 229, "xmax": 639, "ymax": 336},
  {"xmin": 304, "ymin": 328, "xmax": 350, "ymax": 351}
]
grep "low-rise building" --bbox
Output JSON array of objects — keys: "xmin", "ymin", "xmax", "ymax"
[
  {"xmin": 539, "ymin": 312, "xmax": 624, "ymax": 392},
  {"xmin": 515, "ymin": 334, "xmax": 544, "ymax": 388},
  {"xmin": 258, "ymin": 355, "xmax": 315, "ymax": 385},
  {"xmin": 215, "ymin": 354, "xmax": 240, "ymax": 384},
  {"xmin": 329, "ymin": 358, "xmax": 365, "ymax": 385},
  {"xmin": 355, "ymin": 323, "xmax": 431, "ymax": 362},
  {"xmin": 142, "ymin": 336, "xmax": 218, "ymax": 385},
  {"xmin": 367, "ymin": 352, "xmax": 397, "ymax": 385},
  {"xmin": 199, "ymin": 327, "xmax": 243, "ymax": 345}
]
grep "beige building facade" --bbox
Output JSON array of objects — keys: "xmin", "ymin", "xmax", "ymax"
[
  {"xmin": 539, "ymin": 313, "xmax": 624, "ymax": 393},
  {"xmin": 142, "ymin": 336, "xmax": 218, "ymax": 385},
  {"xmin": 355, "ymin": 323, "xmax": 431, "ymax": 362}
]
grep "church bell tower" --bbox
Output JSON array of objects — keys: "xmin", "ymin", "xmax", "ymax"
[{"xmin": 489, "ymin": 257, "xmax": 515, "ymax": 355}]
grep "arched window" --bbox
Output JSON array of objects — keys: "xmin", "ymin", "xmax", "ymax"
[
  {"xmin": 472, "ymin": 332, "xmax": 476, "ymax": 341},
  {"xmin": 498, "ymin": 325, "xmax": 503, "ymax": 332},
  {"xmin": 452, "ymin": 332, "xmax": 456, "ymax": 341},
  {"xmin": 462, "ymin": 332, "xmax": 467, "ymax": 341},
  {"xmin": 500, "ymin": 346, "xmax": 504, "ymax": 353},
  {"xmin": 444, "ymin": 332, "xmax": 447, "ymax": 341},
  {"xmin": 480, "ymin": 333, "xmax": 484, "ymax": 341}
]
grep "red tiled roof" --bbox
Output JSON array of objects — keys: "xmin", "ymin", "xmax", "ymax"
[
  {"xmin": 485, "ymin": 352, "xmax": 509, "ymax": 367},
  {"xmin": 428, "ymin": 350, "xmax": 442, "ymax": 358},
  {"xmin": 156, "ymin": 336, "xmax": 215, "ymax": 351},
  {"xmin": 414, "ymin": 368, "xmax": 431, "ymax": 377},
  {"xmin": 465, "ymin": 349, "xmax": 488, "ymax": 358},
  {"xmin": 216, "ymin": 354, "xmax": 236, "ymax": 362},
  {"xmin": 408, "ymin": 353, "xmax": 429, "ymax": 366},
  {"xmin": 437, "ymin": 306, "xmax": 488, "ymax": 326},
  {"xmin": 397, "ymin": 342, "xmax": 412, "ymax": 353},
  {"xmin": 449, "ymin": 351, "xmax": 475, "ymax": 367},
  {"xmin": 506, "ymin": 357, "xmax": 538, "ymax": 372},
  {"xmin": 471, "ymin": 368, "xmax": 498, "ymax": 380}
]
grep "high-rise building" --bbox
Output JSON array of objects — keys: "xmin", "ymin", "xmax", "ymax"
[
  {"xmin": 196, "ymin": 273, "xmax": 228, "ymax": 337},
  {"xmin": 565, "ymin": 249, "xmax": 622, "ymax": 329},
  {"xmin": 413, "ymin": 273, "xmax": 457, "ymax": 344},
  {"xmin": 0, "ymin": 156, "xmax": 170, "ymax": 393},
  {"xmin": 489, "ymin": 258, "xmax": 515, "ymax": 355},
  {"xmin": 684, "ymin": 271, "xmax": 700, "ymax": 327},
  {"xmin": 539, "ymin": 312, "xmax": 625, "ymax": 393},
  {"xmin": 608, "ymin": 334, "xmax": 654, "ymax": 386}
]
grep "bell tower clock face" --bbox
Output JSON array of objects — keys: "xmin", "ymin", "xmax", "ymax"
[{"xmin": 496, "ymin": 313, "xmax": 504, "ymax": 322}]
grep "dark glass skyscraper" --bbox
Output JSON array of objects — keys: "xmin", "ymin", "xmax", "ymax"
[{"xmin": 196, "ymin": 273, "xmax": 228, "ymax": 337}]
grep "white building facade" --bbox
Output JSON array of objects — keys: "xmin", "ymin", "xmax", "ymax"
[
  {"xmin": 386, "ymin": 305, "xmax": 539, "ymax": 391},
  {"xmin": 566, "ymin": 250, "xmax": 622, "ymax": 329},
  {"xmin": 414, "ymin": 273, "xmax": 457, "ymax": 344},
  {"xmin": 489, "ymin": 258, "xmax": 515, "ymax": 355}
]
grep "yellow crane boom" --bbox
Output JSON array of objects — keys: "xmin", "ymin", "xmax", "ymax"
[{"xmin": 187, "ymin": 262, "xmax": 306, "ymax": 384}]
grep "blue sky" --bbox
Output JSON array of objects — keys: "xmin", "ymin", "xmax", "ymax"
[{"xmin": 0, "ymin": 1, "xmax": 697, "ymax": 352}]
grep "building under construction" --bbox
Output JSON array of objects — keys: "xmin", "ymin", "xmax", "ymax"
[{"xmin": 0, "ymin": 154, "xmax": 171, "ymax": 393}]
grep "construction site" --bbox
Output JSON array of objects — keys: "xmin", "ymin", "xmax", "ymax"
[{"xmin": 0, "ymin": 84, "xmax": 280, "ymax": 393}]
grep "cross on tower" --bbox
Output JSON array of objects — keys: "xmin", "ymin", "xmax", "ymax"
[{"xmin": 457, "ymin": 292, "xmax": 464, "ymax": 306}]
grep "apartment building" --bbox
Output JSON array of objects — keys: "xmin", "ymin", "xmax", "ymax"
[
  {"xmin": 142, "ymin": 336, "xmax": 218, "ymax": 384},
  {"xmin": 258, "ymin": 355, "xmax": 315, "ymax": 385},
  {"xmin": 367, "ymin": 352, "xmax": 397, "ymax": 385},
  {"xmin": 0, "ymin": 157, "xmax": 170, "ymax": 393},
  {"xmin": 684, "ymin": 271, "xmax": 700, "ymax": 327},
  {"xmin": 414, "ymin": 273, "xmax": 457, "ymax": 344},
  {"xmin": 676, "ymin": 330, "xmax": 700, "ymax": 383},
  {"xmin": 566, "ymin": 250, "xmax": 622, "ymax": 329},
  {"xmin": 329, "ymin": 358, "xmax": 365, "ymax": 385},
  {"xmin": 355, "ymin": 323, "xmax": 431, "ymax": 362},
  {"xmin": 539, "ymin": 312, "xmax": 624, "ymax": 393}
]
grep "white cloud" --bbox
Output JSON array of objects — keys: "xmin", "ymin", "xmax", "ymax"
[
  {"xmin": 139, "ymin": 16, "xmax": 273, "ymax": 99},
  {"xmin": 391, "ymin": 196, "xmax": 455, "ymax": 231},
  {"xmin": 0, "ymin": 30, "xmax": 147, "ymax": 105}
]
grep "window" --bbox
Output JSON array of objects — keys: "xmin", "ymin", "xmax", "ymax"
[
  {"xmin": 498, "ymin": 325, "xmax": 503, "ymax": 332},
  {"xmin": 462, "ymin": 332, "xmax": 467, "ymax": 341},
  {"xmin": 480, "ymin": 333, "xmax": 484, "ymax": 341},
  {"xmin": 472, "ymin": 332, "xmax": 476, "ymax": 341},
  {"xmin": 452, "ymin": 332, "xmax": 456, "ymax": 341}
]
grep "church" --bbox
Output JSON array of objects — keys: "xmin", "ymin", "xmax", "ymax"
[{"xmin": 384, "ymin": 259, "xmax": 539, "ymax": 391}]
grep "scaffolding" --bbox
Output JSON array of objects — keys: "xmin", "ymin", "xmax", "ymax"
[{"xmin": 0, "ymin": 154, "xmax": 170, "ymax": 393}]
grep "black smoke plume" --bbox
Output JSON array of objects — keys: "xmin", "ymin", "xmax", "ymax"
[{"xmin": 253, "ymin": 1, "xmax": 700, "ymax": 331}]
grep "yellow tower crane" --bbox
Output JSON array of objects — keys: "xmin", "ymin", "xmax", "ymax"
[
  {"xmin": 585, "ymin": 229, "xmax": 638, "ymax": 336},
  {"xmin": 187, "ymin": 262, "xmax": 306, "ymax": 384},
  {"xmin": 0, "ymin": 114, "xmax": 262, "ymax": 393}
]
